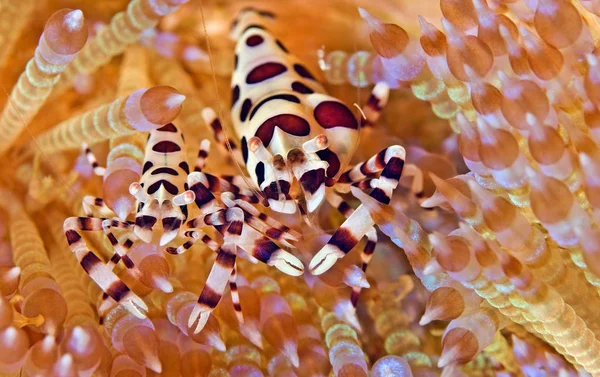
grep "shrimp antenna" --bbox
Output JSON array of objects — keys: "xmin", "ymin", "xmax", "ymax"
[{"xmin": 198, "ymin": 1, "xmax": 265, "ymax": 203}]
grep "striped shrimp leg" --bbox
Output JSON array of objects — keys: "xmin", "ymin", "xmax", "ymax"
[
  {"xmin": 101, "ymin": 219, "xmax": 139, "ymax": 277},
  {"xmin": 63, "ymin": 217, "xmax": 147, "ymax": 318},
  {"xmin": 188, "ymin": 209, "xmax": 245, "ymax": 333},
  {"xmin": 81, "ymin": 196, "xmax": 117, "ymax": 217},
  {"xmin": 194, "ymin": 139, "xmax": 211, "ymax": 172},
  {"xmin": 189, "ymin": 222, "xmax": 305, "ymax": 334},
  {"xmin": 326, "ymin": 191, "xmax": 375, "ymax": 308},
  {"xmin": 221, "ymin": 174, "xmax": 262, "ymax": 203},
  {"xmin": 360, "ymin": 82, "xmax": 390, "ymax": 128},
  {"xmin": 183, "ymin": 207, "xmax": 259, "ymax": 264},
  {"xmin": 309, "ymin": 145, "xmax": 406, "ymax": 275},
  {"xmin": 165, "ymin": 223, "xmax": 245, "ymax": 324},
  {"xmin": 334, "ymin": 145, "xmax": 406, "ymax": 193},
  {"xmin": 186, "ymin": 171, "xmax": 227, "ymax": 216},
  {"xmin": 228, "ymin": 265, "xmax": 244, "ymax": 324},
  {"xmin": 81, "ymin": 143, "xmax": 106, "ymax": 176},
  {"xmin": 66, "ymin": 216, "xmax": 140, "ymax": 276},
  {"xmin": 189, "ymin": 242, "xmax": 237, "ymax": 334},
  {"xmin": 198, "ymin": 206, "xmax": 304, "ymax": 275},
  {"xmin": 165, "ymin": 230, "xmax": 219, "ymax": 256},
  {"xmin": 202, "ymin": 107, "xmax": 244, "ymax": 165},
  {"xmin": 188, "ymin": 207, "xmax": 253, "ymax": 263},
  {"xmin": 220, "ymin": 192, "xmax": 300, "ymax": 247},
  {"xmin": 203, "ymin": 172, "xmax": 260, "ymax": 203},
  {"xmin": 239, "ymin": 208, "xmax": 298, "ymax": 249},
  {"xmin": 186, "ymin": 171, "xmax": 261, "ymax": 221},
  {"xmin": 236, "ymin": 222, "xmax": 304, "ymax": 276}
]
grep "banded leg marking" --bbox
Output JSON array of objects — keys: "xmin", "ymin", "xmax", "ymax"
[
  {"xmin": 188, "ymin": 206, "xmax": 304, "ymax": 275},
  {"xmin": 82, "ymin": 143, "xmax": 106, "ymax": 176},
  {"xmin": 188, "ymin": 172, "xmax": 223, "ymax": 214},
  {"xmin": 234, "ymin": 198, "xmax": 301, "ymax": 241},
  {"xmin": 100, "ymin": 218, "xmax": 140, "ymax": 278},
  {"xmin": 165, "ymin": 230, "xmax": 220, "ymax": 255},
  {"xmin": 220, "ymin": 194, "xmax": 299, "ymax": 247},
  {"xmin": 82, "ymin": 196, "xmax": 115, "ymax": 218},
  {"xmin": 229, "ymin": 265, "xmax": 244, "ymax": 324},
  {"xmin": 221, "ymin": 175, "xmax": 261, "ymax": 203},
  {"xmin": 236, "ymin": 224, "xmax": 304, "ymax": 276},
  {"xmin": 309, "ymin": 146, "xmax": 406, "ymax": 275},
  {"xmin": 326, "ymin": 192, "xmax": 376, "ymax": 308},
  {"xmin": 360, "ymin": 82, "xmax": 390, "ymax": 128},
  {"xmin": 189, "ymin": 218, "xmax": 243, "ymax": 333},
  {"xmin": 195, "ymin": 139, "xmax": 211, "ymax": 172},
  {"xmin": 202, "ymin": 107, "xmax": 244, "ymax": 165},
  {"xmin": 63, "ymin": 217, "xmax": 147, "ymax": 318}
]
